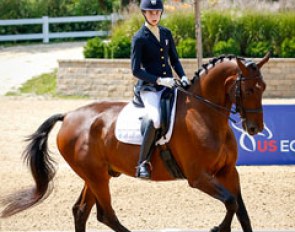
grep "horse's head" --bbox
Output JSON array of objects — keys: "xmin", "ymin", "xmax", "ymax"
[{"xmin": 234, "ymin": 52, "xmax": 270, "ymax": 135}]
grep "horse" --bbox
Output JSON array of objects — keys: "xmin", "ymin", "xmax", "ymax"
[{"xmin": 1, "ymin": 53, "xmax": 270, "ymax": 232}]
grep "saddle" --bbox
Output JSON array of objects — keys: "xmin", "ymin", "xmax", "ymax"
[
  {"xmin": 115, "ymin": 89, "xmax": 177, "ymax": 145},
  {"xmin": 115, "ymin": 88, "xmax": 185, "ymax": 179}
]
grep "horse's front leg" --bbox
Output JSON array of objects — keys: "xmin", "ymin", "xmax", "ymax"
[
  {"xmin": 216, "ymin": 167, "xmax": 253, "ymax": 232},
  {"xmin": 236, "ymin": 192, "xmax": 253, "ymax": 232},
  {"xmin": 188, "ymin": 171, "xmax": 238, "ymax": 232}
]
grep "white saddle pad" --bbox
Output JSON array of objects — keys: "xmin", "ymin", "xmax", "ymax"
[{"xmin": 115, "ymin": 90, "xmax": 178, "ymax": 145}]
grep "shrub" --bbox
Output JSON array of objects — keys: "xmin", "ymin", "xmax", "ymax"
[
  {"xmin": 83, "ymin": 37, "xmax": 105, "ymax": 58},
  {"xmin": 83, "ymin": 9, "xmax": 295, "ymax": 58},
  {"xmin": 213, "ymin": 38, "xmax": 240, "ymax": 56},
  {"xmin": 161, "ymin": 10, "xmax": 195, "ymax": 45},
  {"xmin": 109, "ymin": 36, "xmax": 131, "ymax": 58},
  {"xmin": 281, "ymin": 38, "xmax": 295, "ymax": 58},
  {"xmin": 111, "ymin": 13, "xmax": 143, "ymax": 42},
  {"xmin": 238, "ymin": 11, "xmax": 277, "ymax": 56},
  {"xmin": 202, "ymin": 11, "xmax": 236, "ymax": 57},
  {"xmin": 177, "ymin": 38, "xmax": 196, "ymax": 58},
  {"xmin": 0, "ymin": 0, "xmax": 118, "ymax": 42},
  {"xmin": 246, "ymin": 41, "xmax": 271, "ymax": 57}
]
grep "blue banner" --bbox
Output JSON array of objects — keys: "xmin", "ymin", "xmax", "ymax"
[{"xmin": 230, "ymin": 105, "xmax": 295, "ymax": 165}]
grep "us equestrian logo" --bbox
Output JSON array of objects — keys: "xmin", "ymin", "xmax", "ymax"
[{"xmin": 231, "ymin": 122, "xmax": 295, "ymax": 153}]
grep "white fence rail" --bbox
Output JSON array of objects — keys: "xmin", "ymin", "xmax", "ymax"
[{"xmin": 0, "ymin": 15, "xmax": 120, "ymax": 43}]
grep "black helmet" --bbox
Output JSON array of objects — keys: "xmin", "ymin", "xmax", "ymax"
[{"xmin": 140, "ymin": 0, "xmax": 163, "ymax": 11}]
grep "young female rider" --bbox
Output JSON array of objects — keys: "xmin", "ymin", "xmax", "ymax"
[{"xmin": 131, "ymin": 0, "xmax": 190, "ymax": 179}]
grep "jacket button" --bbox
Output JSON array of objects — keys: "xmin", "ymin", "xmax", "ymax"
[
  {"xmin": 163, "ymin": 72, "xmax": 167, "ymax": 75},
  {"xmin": 160, "ymin": 48, "xmax": 163, "ymax": 52},
  {"xmin": 162, "ymin": 64, "xmax": 166, "ymax": 67},
  {"xmin": 161, "ymin": 56, "xmax": 164, "ymax": 59}
]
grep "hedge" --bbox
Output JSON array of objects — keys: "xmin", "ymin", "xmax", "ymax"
[
  {"xmin": 84, "ymin": 10, "xmax": 294, "ymax": 58},
  {"xmin": 0, "ymin": 0, "xmax": 120, "ymax": 40}
]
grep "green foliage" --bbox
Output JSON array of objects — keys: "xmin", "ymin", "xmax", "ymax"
[
  {"xmin": 111, "ymin": 14, "xmax": 144, "ymax": 42},
  {"xmin": 201, "ymin": 10, "xmax": 294, "ymax": 57},
  {"xmin": 82, "ymin": 13, "xmax": 141, "ymax": 59},
  {"xmin": 246, "ymin": 41, "xmax": 271, "ymax": 57},
  {"xmin": 202, "ymin": 11, "xmax": 236, "ymax": 57},
  {"xmin": 177, "ymin": 38, "xmax": 196, "ymax": 58},
  {"xmin": 213, "ymin": 38, "xmax": 240, "ymax": 56},
  {"xmin": 237, "ymin": 12, "xmax": 276, "ymax": 56},
  {"xmin": 281, "ymin": 38, "xmax": 295, "ymax": 58},
  {"xmin": 0, "ymin": 0, "xmax": 119, "ymax": 41},
  {"xmin": 109, "ymin": 36, "xmax": 131, "ymax": 58},
  {"xmin": 5, "ymin": 69, "xmax": 88, "ymax": 98},
  {"xmin": 6, "ymin": 70, "xmax": 57, "ymax": 96},
  {"xmin": 2, "ymin": 1, "xmax": 294, "ymax": 57},
  {"xmin": 83, "ymin": 37, "xmax": 105, "ymax": 58},
  {"xmin": 161, "ymin": 10, "xmax": 195, "ymax": 44},
  {"xmin": 84, "ymin": 9, "xmax": 294, "ymax": 58}
]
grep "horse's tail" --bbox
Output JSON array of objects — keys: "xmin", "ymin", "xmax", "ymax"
[{"xmin": 1, "ymin": 114, "xmax": 64, "ymax": 218}]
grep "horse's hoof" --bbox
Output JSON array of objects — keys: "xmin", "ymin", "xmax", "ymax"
[{"xmin": 210, "ymin": 226, "xmax": 220, "ymax": 232}]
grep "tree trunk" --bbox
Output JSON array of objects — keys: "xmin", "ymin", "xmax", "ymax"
[{"xmin": 194, "ymin": 0, "xmax": 203, "ymax": 69}]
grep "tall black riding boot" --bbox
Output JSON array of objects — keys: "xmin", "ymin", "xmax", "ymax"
[{"xmin": 136, "ymin": 120, "xmax": 157, "ymax": 179}]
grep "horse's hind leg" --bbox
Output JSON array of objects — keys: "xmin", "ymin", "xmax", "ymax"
[
  {"xmin": 73, "ymin": 183, "xmax": 124, "ymax": 232},
  {"xmin": 72, "ymin": 185, "xmax": 96, "ymax": 232},
  {"xmin": 85, "ymin": 171, "xmax": 130, "ymax": 232}
]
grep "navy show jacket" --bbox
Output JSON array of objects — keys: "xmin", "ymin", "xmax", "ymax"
[{"xmin": 131, "ymin": 25, "xmax": 186, "ymax": 90}]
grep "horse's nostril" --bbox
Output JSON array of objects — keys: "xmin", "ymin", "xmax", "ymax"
[{"xmin": 249, "ymin": 127, "xmax": 258, "ymax": 135}]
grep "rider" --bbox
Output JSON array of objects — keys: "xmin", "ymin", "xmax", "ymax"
[{"xmin": 131, "ymin": 0, "xmax": 190, "ymax": 179}]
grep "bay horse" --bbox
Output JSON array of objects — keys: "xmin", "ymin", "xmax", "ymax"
[{"xmin": 1, "ymin": 53, "xmax": 270, "ymax": 232}]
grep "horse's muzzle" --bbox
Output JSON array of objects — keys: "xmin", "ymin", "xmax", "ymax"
[{"xmin": 243, "ymin": 120, "xmax": 264, "ymax": 136}]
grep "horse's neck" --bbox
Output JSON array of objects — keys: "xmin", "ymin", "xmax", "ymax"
[
  {"xmin": 196, "ymin": 62, "xmax": 237, "ymax": 104},
  {"xmin": 182, "ymin": 62, "xmax": 238, "ymax": 128}
]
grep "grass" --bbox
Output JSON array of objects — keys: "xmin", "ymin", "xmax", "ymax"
[
  {"xmin": 5, "ymin": 69, "xmax": 88, "ymax": 99},
  {"xmin": 21, "ymin": 70, "xmax": 57, "ymax": 95},
  {"xmin": 6, "ymin": 70, "xmax": 57, "ymax": 97}
]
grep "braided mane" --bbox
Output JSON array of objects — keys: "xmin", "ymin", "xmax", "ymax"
[{"xmin": 192, "ymin": 54, "xmax": 246, "ymax": 83}]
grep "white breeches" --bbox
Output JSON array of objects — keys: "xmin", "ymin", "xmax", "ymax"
[{"xmin": 140, "ymin": 89, "xmax": 164, "ymax": 129}]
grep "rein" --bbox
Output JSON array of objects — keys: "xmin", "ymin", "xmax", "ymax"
[
  {"xmin": 175, "ymin": 83, "xmax": 239, "ymax": 123},
  {"xmin": 175, "ymin": 73, "xmax": 263, "ymax": 124}
]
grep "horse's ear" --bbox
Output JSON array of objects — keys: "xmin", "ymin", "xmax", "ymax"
[
  {"xmin": 257, "ymin": 51, "xmax": 271, "ymax": 69},
  {"xmin": 236, "ymin": 57, "xmax": 249, "ymax": 77}
]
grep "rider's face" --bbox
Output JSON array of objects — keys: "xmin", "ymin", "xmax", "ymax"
[{"xmin": 144, "ymin": 10, "xmax": 162, "ymax": 26}]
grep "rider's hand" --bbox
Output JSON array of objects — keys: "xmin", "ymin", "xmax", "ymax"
[
  {"xmin": 181, "ymin": 76, "xmax": 191, "ymax": 87},
  {"xmin": 156, "ymin": 77, "xmax": 175, "ymax": 89}
]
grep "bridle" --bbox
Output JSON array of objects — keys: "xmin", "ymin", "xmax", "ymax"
[
  {"xmin": 175, "ymin": 69, "xmax": 264, "ymax": 124},
  {"xmin": 234, "ymin": 74, "xmax": 263, "ymax": 120}
]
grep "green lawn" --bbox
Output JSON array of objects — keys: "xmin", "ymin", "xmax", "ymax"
[{"xmin": 6, "ymin": 70, "xmax": 88, "ymax": 99}]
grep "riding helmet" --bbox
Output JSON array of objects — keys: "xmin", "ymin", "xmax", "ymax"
[{"xmin": 140, "ymin": 0, "xmax": 164, "ymax": 11}]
